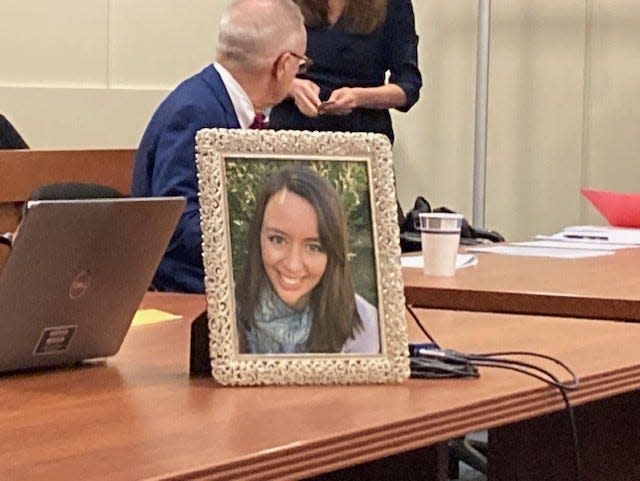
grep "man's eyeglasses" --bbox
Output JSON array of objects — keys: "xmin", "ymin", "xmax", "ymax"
[{"xmin": 287, "ymin": 51, "xmax": 313, "ymax": 74}]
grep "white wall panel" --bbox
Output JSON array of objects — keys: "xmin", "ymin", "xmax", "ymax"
[
  {"xmin": 396, "ymin": 1, "xmax": 586, "ymax": 240},
  {"xmin": 583, "ymin": 0, "xmax": 640, "ymax": 223},
  {"xmin": 0, "ymin": 0, "xmax": 108, "ymax": 86},
  {"xmin": 486, "ymin": 1, "xmax": 585, "ymax": 239},
  {"xmin": 109, "ymin": 0, "xmax": 231, "ymax": 88},
  {"xmin": 393, "ymin": 1, "xmax": 477, "ymax": 219},
  {"xmin": 1, "ymin": 86, "xmax": 168, "ymax": 148}
]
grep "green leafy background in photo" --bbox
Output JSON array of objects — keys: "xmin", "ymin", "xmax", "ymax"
[{"xmin": 225, "ymin": 157, "xmax": 377, "ymax": 306}]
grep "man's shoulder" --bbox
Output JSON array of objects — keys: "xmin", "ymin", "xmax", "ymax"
[
  {"xmin": 144, "ymin": 65, "xmax": 232, "ymax": 127},
  {"xmin": 167, "ymin": 65, "xmax": 226, "ymax": 107}
]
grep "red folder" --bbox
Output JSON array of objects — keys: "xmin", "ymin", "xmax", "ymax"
[{"xmin": 581, "ymin": 188, "xmax": 640, "ymax": 227}]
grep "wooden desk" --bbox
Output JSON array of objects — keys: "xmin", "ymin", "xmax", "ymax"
[
  {"xmin": 404, "ymin": 247, "xmax": 640, "ymax": 321},
  {"xmin": 2, "ymin": 293, "xmax": 640, "ymax": 480}
]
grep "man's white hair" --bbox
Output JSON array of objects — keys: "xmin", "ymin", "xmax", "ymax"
[{"xmin": 216, "ymin": 0, "xmax": 305, "ymax": 71}]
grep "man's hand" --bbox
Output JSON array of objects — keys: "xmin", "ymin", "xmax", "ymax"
[{"xmin": 290, "ymin": 78, "xmax": 321, "ymax": 117}]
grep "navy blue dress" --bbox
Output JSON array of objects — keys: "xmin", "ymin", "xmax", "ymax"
[{"xmin": 269, "ymin": 0, "xmax": 422, "ymax": 144}]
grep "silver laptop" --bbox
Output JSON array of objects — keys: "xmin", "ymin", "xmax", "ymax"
[{"xmin": 0, "ymin": 196, "xmax": 185, "ymax": 373}]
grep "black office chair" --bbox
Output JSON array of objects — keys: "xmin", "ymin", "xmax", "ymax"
[
  {"xmin": 20, "ymin": 182, "xmax": 123, "ymax": 222},
  {"xmin": 0, "ymin": 114, "xmax": 29, "ymax": 149},
  {"xmin": 2, "ymin": 182, "xmax": 124, "ymax": 249},
  {"xmin": 449, "ymin": 436, "xmax": 487, "ymax": 478},
  {"xmin": 1, "ymin": 183, "xmax": 124, "ymax": 275}
]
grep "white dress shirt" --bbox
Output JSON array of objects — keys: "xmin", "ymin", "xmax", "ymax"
[{"xmin": 214, "ymin": 62, "xmax": 266, "ymax": 128}]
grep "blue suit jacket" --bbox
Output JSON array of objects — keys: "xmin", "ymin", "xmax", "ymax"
[{"xmin": 132, "ymin": 65, "xmax": 240, "ymax": 293}]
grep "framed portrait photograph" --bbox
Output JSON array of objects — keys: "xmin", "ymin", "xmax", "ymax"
[{"xmin": 196, "ymin": 128, "xmax": 409, "ymax": 386}]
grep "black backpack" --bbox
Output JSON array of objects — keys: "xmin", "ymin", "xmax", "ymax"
[{"xmin": 399, "ymin": 196, "xmax": 504, "ymax": 253}]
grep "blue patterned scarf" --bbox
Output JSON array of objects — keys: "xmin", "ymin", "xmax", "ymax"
[{"xmin": 244, "ymin": 284, "xmax": 312, "ymax": 354}]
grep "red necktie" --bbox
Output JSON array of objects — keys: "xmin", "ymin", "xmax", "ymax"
[{"xmin": 249, "ymin": 112, "xmax": 269, "ymax": 129}]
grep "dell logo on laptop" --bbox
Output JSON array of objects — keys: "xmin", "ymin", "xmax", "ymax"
[{"xmin": 69, "ymin": 270, "xmax": 92, "ymax": 300}]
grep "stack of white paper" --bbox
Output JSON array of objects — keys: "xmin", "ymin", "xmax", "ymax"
[
  {"xmin": 466, "ymin": 243, "xmax": 614, "ymax": 259},
  {"xmin": 401, "ymin": 254, "xmax": 478, "ymax": 269},
  {"xmin": 403, "ymin": 226, "xmax": 640, "ymax": 261},
  {"xmin": 539, "ymin": 225, "xmax": 640, "ymax": 245},
  {"xmin": 466, "ymin": 225, "xmax": 640, "ymax": 259}
]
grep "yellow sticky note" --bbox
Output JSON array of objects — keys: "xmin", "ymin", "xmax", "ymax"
[{"xmin": 131, "ymin": 308, "xmax": 182, "ymax": 326}]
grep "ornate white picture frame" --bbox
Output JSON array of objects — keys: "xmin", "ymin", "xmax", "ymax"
[{"xmin": 196, "ymin": 128, "xmax": 409, "ymax": 386}]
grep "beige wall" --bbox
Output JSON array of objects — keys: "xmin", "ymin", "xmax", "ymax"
[
  {"xmin": 583, "ymin": 0, "xmax": 640, "ymax": 223},
  {"xmin": 0, "ymin": 0, "xmax": 231, "ymax": 148},
  {"xmin": 394, "ymin": 0, "xmax": 639, "ymax": 239},
  {"xmin": 2, "ymin": 0, "xmax": 638, "ymax": 240}
]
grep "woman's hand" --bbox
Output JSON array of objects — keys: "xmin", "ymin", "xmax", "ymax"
[
  {"xmin": 321, "ymin": 85, "xmax": 407, "ymax": 114},
  {"xmin": 290, "ymin": 78, "xmax": 321, "ymax": 117},
  {"xmin": 322, "ymin": 87, "xmax": 361, "ymax": 115}
]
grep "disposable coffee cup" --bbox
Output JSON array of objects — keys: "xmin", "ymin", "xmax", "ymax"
[{"xmin": 418, "ymin": 212, "xmax": 463, "ymax": 276}]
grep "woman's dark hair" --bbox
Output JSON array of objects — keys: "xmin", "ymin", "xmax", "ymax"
[
  {"xmin": 295, "ymin": 0, "xmax": 388, "ymax": 34},
  {"xmin": 237, "ymin": 165, "xmax": 362, "ymax": 353}
]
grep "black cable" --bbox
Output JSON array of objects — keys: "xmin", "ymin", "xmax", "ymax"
[
  {"xmin": 469, "ymin": 359, "xmax": 581, "ymax": 481},
  {"xmin": 405, "ymin": 304, "xmax": 582, "ymax": 481},
  {"xmin": 469, "ymin": 350, "xmax": 580, "ymax": 386},
  {"xmin": 467, "ymin": 350, "xmax": 581, "ymax": 478},
  {"xmin": 410, "ymin": 356, "xmax": 479, "ymax": 379},
  {"xmin": 465, "ymin": 352, "xmax": 579, "ymax": 390},
  {"xmin": 405, "ymin": 303, "xmax": 439, "ymax": 347}
]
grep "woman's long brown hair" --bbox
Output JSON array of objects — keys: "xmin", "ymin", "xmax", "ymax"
[
  {"xmin": 295, "ymin": 0, "xmax": 389, "ymax": 34},
  {"xmin": 236, "ymin": 165, "xmax": 362, "ymax": 353}
]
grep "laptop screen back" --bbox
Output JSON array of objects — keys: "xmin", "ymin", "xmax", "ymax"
[{"xmin": 0, "ymin": 197, "xmax": 185, "ymax": 373}]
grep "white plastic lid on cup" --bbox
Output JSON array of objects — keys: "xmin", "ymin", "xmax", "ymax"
[{"xmin": 418, "ymin": 212, "xmax": 463, "ymax": 233}]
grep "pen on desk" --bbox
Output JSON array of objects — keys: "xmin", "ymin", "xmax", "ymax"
[{"xmin": 563, "ymin": 234, "xmax": 609, "ymax": 241}]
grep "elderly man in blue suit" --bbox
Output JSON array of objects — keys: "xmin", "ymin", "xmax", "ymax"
[{"xmin": 132, "ymin": 0, "xmax": 307, "ymax": 292}]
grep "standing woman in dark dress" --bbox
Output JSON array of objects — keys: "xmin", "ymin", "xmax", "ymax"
[{"xmin": 269, "ymin": 0, "xmax": 422, "ymax": 145}]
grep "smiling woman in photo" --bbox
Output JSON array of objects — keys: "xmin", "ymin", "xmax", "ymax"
[{"xmin": 235, "ymin": 165, "xmax": 379, "ymax": 354}]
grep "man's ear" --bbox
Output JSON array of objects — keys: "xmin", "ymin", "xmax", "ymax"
[{"xmin": 272, "ymin": 53, "xmax": 288, "ymax": 79}]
